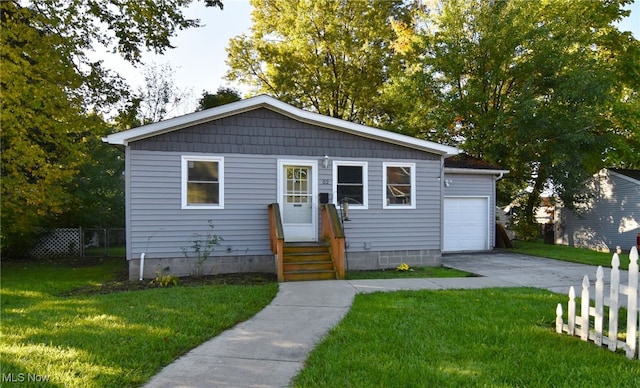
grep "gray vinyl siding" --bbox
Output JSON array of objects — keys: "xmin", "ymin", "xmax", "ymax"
[
  {"xmin": 125, "ymin": 107, "xmax": 447, "ymax": 261},
  {"xmin": 127, "ymin": 151, "xmax": 277, "ymax": 260},
  {"xmin": 126, "ymin": 149, "xmax": 444, "ymax": 260},
  {"xmin": 557, "ymin": 170, "xmax": 640, "ymax": 252},
  {"xmin": 337, "ymin": 158, "xmax": 443, "ymax": 252},
  {"xmin": 444, "ymin": 173, "xmax": 497, "ymax": 248}
]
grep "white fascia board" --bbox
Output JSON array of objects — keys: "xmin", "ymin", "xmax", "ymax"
[
  {"xmin": 445, "ymin": 167, "xmax": 510, "ymax": 176},
  {"xmin": 103, "ymin": 94, "xmax": 460, "ymax": 156},
  {"xmin": 103, "ymin": 96, "xmax": 272, "ymax": 146}
]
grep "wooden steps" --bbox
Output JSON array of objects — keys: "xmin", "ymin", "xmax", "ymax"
[{"xmin": 282, "ymin": 242, "xmax": 337, "ymax": 281}]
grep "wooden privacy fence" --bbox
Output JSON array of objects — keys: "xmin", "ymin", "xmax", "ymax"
[{"xmin": 556, "ymin": 246, "xmax": 639, "ymax": 359}]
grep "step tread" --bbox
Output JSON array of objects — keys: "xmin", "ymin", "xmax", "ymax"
[
  {"xmin": 284, "ymin": 271, "xmax": 337, "ymax": 281},
  {"xmin": 280, "ymin": 242, "xmax": 336, "ymax": 281}
]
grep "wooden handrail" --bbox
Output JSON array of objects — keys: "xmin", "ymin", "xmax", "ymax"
[
  {"xmin": 268, "ymin": 203, "xmax": 285, "ymax": 281},
  {"xmin": 321, "ymin": 204, "xmax": 346, "ymax": 279}
]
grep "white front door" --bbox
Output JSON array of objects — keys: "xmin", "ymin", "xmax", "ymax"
[{"xmin": 278, "ymin": 161, "xmax": 318, "ymax": 242}]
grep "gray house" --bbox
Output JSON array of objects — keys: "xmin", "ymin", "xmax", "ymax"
[
  {"xmin": 103, "ymin": 95, "xmax": 506, "ymax": 281},
  {"xmin": 556, "ymin": 168, "xmax": 640, "ymax": 253}
]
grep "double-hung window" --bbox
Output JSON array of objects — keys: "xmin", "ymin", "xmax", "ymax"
[
  {"xmin": 383, "ymin": 162, "xmax": 415, "ymax": 209},
  {"xmin": 333, "ymin": 161, "xmax": 367, "ymax": 209},
  {"xmin": 181, "ymin": 156, "xmax": 224, "ymax": 209}
]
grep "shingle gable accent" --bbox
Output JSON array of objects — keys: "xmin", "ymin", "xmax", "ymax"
[
  {"xmin": 103, "ymin": 94, "xmax": 459, "ymax": 157},
  {"xmin": 130, "ymin": 108, "xmax": 440, "ymax": 160}
]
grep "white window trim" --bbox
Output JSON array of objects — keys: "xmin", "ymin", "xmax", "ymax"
[
  {"xmin": 181, "ymin": 155, "xmax": 224, "ymax": 209},
  {"xmin": 332, "ymin": 161, "xmax": 368, "ymax": 210},
  {"xmin": 383, "ymin": 162, "xmax": 416, "ymax": 209}
]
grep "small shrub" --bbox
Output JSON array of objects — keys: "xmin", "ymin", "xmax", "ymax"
[
  {"xmin": 396, "ymin": 263, "xmax": 411, "ymax": 272},
  {"xmin": 150, "ymin": 272, "xmax": 179, "ymax": 287},
  {"xmin": 181, "ymin": 220, "xmax": 224, "ymax": 277}
]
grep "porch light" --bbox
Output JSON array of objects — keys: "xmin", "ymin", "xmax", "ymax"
[{"xmin": 323, "ymin": 155, "xmax": 329, "ymax": 168}]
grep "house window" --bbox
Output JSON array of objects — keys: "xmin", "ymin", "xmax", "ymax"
[
  {"xmin": 383, "ymin": 162, "xmax": 415, "ymax": 209},
  {"xmin": 181, "ymin": 156, "xmax": 224, "ymax": 209},
  {"xmin": 333, "ymin": 162, "xmax": 368, "ymax": 209}
]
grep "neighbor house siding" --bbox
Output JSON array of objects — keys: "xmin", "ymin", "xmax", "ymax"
[
  {"xmin": 443, "ymin": 173, "xmax": 497, "ymax": 249},
  {"xmin": 557, "ymin": 170, "xmax": 640, "ymax": 252}
]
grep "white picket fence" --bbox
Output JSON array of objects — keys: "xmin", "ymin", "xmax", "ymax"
[{"xmin": 555, "ymin": 246, "xmax": 639, "ymax": 359}]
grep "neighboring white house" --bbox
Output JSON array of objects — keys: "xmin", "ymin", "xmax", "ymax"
[{"xmin": 555, "ymin": 168, "xmax": 640, "ymax": 253}]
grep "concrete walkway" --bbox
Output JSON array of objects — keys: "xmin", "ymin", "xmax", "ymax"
[{"xmin": 144, "ymin": 252, "xmax": 628, "ymax": 388}]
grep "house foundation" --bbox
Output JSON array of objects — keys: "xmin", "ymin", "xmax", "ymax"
[
  {"xmin": 129, "ymin": 255, "xmax": 275, "ymax": 280},
  {"xmin": 345, "ymin": 249, "xmax": 442, "ymax": 271}
]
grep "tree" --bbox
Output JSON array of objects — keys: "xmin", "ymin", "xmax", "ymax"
[
  {"xmin": 56, "ymin": 116, "xmax": 125, "ymax": 230},
  {"xmin": 383, "ymin": 0, "xmax": 639, "ymax": 237},
  {"xmin": 225, "ymin": 0, "xmax": 411, "ymax": 125},
  {"xmin": 136, "ymin": 63, "xmax": 193, "ymax": 125},
  {"xmin": 0, "ymin": 1, "xmax": 222, "ymax": 257},
  {"xmin": 197, "ymin": 87, "xmax": 242, "ymax": 110}
]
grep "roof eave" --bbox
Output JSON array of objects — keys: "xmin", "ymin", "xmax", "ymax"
[
  {"xmin": 445, "ymin": 167, "xmax": 510, "ymax": 176},
  {"xmin": 606, "ymin": 169, "xmax": 640, "ymax": 184}
]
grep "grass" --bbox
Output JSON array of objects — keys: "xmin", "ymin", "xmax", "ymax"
[
  {"xmin": 0, "ymin": 258, "xmax": 278, "ymax": 387},
  {"xmin": 2, "ymin": 242, "xmax": 636, "ymax": 386},
  {"xmin": 293, "ymin": 288, "xmax": 640, "ymax": 387},
  {"xmin": 347, "ymin": 265, "xmax": 472, "ymax": 280},
  {"xmin": 83, "ymin": 245, "xmax": 126, "ymax": 257},
  {"xmin": 507, "ymin": 240, "xmax": 632, "ymax": 270}
]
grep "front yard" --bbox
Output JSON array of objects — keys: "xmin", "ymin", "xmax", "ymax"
[
  {"xmin": 293, "ymin": 288, "xmax": 639, "ymax": 387},
  {"xmin": 2, "ymin": 241, "xmax": 638, "ymax": 387},
  {"xmin": 0, "ymin": 258, "xmax": 278, "ymax": 387}
]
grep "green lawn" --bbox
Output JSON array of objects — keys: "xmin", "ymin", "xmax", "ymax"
[
  {"xmin": 293, "ymin": 288, "xmax": 640, "ymax": 387},
  {"xmin": 83, "ymin": 245, "xmax": 126, "ymax": 257},
  {"xmin": 507, "ymin": 240, "xmax": 633, "ymax": 270},
  {"xmin": 293, "ymin": 243, "xmax": 640, "ymax": 386},
  {"xmin": 0, "ymin": 258, "xmax": 278, "ymax": 387},
  {"xmin": 3, "ymin": 242, "xmax": 637, "ymax": 387}
]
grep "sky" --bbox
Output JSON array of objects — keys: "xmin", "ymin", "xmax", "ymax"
[{"xmin": 102, "ymin": 0, "xmax": 640, "ymax": 113}]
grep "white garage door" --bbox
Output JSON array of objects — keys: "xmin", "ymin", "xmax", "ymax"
[{"xmin": 444, "ymin": 197, "xmax": 489, "ymax": 252}]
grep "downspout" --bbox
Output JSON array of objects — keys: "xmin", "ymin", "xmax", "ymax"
[
  {"xmin": 139, "ymin": 252, "xmax": 145, "ymax": 281},
  {"xmin": 440, "ymin": 157, "xmax": 446, "ymax": 256},
  {"xmin": 493, "ymin": 171, "xmax": 507, "ymax": 250}
]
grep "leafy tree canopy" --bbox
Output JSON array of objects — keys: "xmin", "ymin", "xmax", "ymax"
[
  {"xmin": 382, "ymin": 0, "xmax": 639, "ymax": 235},
  {"xmin": 1, "ymin": 0, "xmax": 222, "ymax": 256},
  {"xmin": 197, "ymin": 87, "xmax": 242, "ymax": 110},
  {"xmin": 225, "ymin": 0, "xmax": 411, "ymax": 125}
]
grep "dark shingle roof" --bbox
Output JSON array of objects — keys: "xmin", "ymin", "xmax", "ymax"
[
  {"xmin": 610, "ymin": 168, "xmax": 640, "ymax": 181},
  {"xmin": 444, "ymin": 154, "xmax": 507, "ymax": 171}
]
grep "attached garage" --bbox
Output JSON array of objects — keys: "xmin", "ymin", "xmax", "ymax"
[
  {"xmin": 443, "ymin": 197, "xmax": 489, "ymax": 252},
  {"xmin": 442, "ymin": 155, "xmax": 509, "ymax": 253}
]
